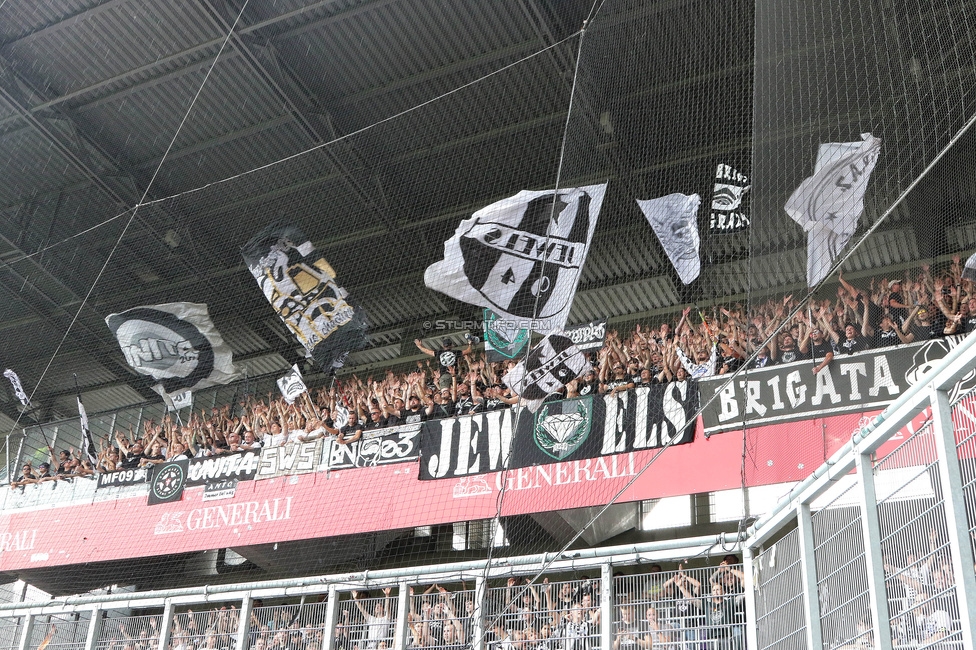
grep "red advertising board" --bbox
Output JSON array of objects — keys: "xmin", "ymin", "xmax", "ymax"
[{"xmin": 0, "ymin": 405, "xmax": 933, "ymax": 572}]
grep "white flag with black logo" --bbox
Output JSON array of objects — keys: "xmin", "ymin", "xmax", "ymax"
[
  {"xmin": 3, "ymin": 369, "xmax": 29, "ymax": 406},
  {"xmin": 785, "ymin": 133, "xmax": 882, "ymax": 286},
  {"xmin": 503, "ymin": 332, "xmax": 591, "ymax": 412},
  {"xmin": 333, "ymin": 403, "xmax": 350, "ymax": 429},
  {"xmin": 105, "ymin": 302, "xmax": 238, "ymax": 408},
  {"xmin": 425, "ymin": 185, "xmax": 607, "ymax": 334},
  {"xmin": 277, "ymin": 364, "xmax": 308, "ymax": 405},
  {"xmin": 636, "ymin": 193, "xmax": 702, "ymax": 284}
]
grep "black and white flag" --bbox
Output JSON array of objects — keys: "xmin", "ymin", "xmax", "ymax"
[
  {"xmin": 708, "ymin": 164, "xmax": 750, "ymax": 233},
  {"xmin": 277, "ymin": 364, "xmax": 308, "ymax": 405},
  {"xmin": 963, "ymin": 251, "xmax": 976, "ymax": 282},
  {"xmin": 3, "ymin": 369, "xmax": 29, "ymax": 406},
  {"xmin": 77, "ymin": 394, "xmax": 97, "ymax": 467},
  {"xmin": 785, "ymin": 133, "xmax": 882, "ymax": 286},
  {"xmin": 333, "ymin": 403, "xmax": 350, "ymax": 429},
  {"xmin": 636, "ymin": 193, "xmax": 702, "ymax": 284},
  {"xmin": 503, "ymin": 332, "xmax": 591, "ymax": 412},
  {"xmin": 242, "ymin": 223, "xmax": 368, "ymax": 371},
  {"xmin": 105, "ymin": 302, "xmax": 238, "ymax": 408},
  {"xmin": 425, "ymin": 185, "xmax": 607, "ymax": 333}
]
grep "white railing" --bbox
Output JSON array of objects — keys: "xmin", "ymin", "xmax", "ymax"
[
  {"xmin": 743, "ymin": 331, "xmax": 976, "ymax": 650},
  {"xmin": 0, "ymin": 537, "xmax": 748, "ymax": 650}
]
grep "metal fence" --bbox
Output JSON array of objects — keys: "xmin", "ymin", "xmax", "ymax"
[
  {"xmin": 753, "ymin": 530, "xmax": 804, "ymax": 650},
  {"xmin": 744, "ymin": 331, "xmax": 976, "ymax": 650}
]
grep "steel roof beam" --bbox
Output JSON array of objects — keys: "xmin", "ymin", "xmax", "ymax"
[{"xmin": 197, "ymin": 0, "xmax": 396, "ymax": 234}]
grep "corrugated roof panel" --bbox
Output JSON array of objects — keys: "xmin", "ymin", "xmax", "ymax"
[
  {"xmin": 237, "ymin": 353, "xmax": 291, "ymax": 377},
  {"xmin": 4, "ymin": 1, "xmax": 223, "ymax": 97},
  {"xmin": 69, "ymin": 384, "xmax": 145, "ymax": 414},
  {"xmin": 0, "ymin": 128, "xmax": 92, "ymax": 205}
]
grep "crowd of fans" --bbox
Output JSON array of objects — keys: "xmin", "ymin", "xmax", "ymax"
[
  {"xmin": 87, "ymin": 563, "xmax": 747, "ymax": 650},
  {"xmin": 11, "ymin": 259, "xmax": 975, "ymax": 488}
]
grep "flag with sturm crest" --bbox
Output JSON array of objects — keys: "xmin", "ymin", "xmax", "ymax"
[
  {"xmin": 425, "ymin": 185, "xmax": 607, "ymax": 334},
  {"xmin": 503, "ymin": 332, "xmax": 591, "ymax": 412}
]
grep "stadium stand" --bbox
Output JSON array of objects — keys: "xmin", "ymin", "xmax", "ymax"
[{"xmin": 0, "ymin": 0, "xmax": 975, "ymax": 649}]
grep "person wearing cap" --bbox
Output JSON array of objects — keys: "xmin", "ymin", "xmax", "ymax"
[
  {"xmin": 826, "ymin": 320, "xmax": 872, "ymax": 355},
  {"xmin": 886, "ymin": 279, "xmax": 910, "ymax": 325},
  {"xmin": 34, "ymin": 462, "xmax": 57, "ymax": 483},
  {"xmin": 770, "ymin": 332, "xmax": 801, "ymax": 364}
]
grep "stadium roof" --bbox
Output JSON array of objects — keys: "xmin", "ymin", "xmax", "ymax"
[{"xmin": 0, "ymin": 0, "xmax": 974, "ymax": 426}]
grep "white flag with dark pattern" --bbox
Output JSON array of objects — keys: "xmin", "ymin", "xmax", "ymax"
[
  {"xmin": 3, "ymin": 369, "xmax": 29, "ymax": 406},
  {"xmin": 277, "ymin": 364, "xmax": 308, "ymax": 405},
  {"xmin": 424, "ymin": 185, "xmax": 607, "ymax": 334},
  {"xmin": 503, "ymin": 333, "xmax": 591, "ymax": 412},
  {"xmin": 636, "ymin": 193, "xmax": 702, "ymax": 284},
  {"xmin": 963, "ymin": 251, "xmax": 976, "ymax": 282},
  {"xmin": 785, "ymin": 133, "xmax": 882, "ymax": 286}
]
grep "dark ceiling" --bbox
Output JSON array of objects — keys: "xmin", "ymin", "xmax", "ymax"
[{"xmin": 0, "ymin": 0, "xmax": 974, "ymax": 428}]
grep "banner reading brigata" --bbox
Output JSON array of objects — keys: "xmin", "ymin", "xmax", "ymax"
[
  {"xmin": 699, "ymin": 336, "xmax": 976, "ymax": 435},
  {"xmin": 420, "ymin": 383, "xmax": 698, "ymax": 480}
]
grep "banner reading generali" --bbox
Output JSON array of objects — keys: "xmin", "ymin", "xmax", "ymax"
[
  {"xmin": 699, "ymin": 335, "xmax": 976, "ymax": 435},
  {"xmin": 420, "ymin": 382, "xmax": 699, "ymax": 480}
]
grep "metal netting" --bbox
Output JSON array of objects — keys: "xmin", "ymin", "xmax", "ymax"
[
  {"xmin": 873, "ymin": 421, "xmax": 964, "ymax": 647},
  {"xmin": 31, "ymin": 613, "xmax": 92, "ymax": 650},
  {"xmin": 809, "ymin": 480, "xmax": 871, "ymax": 649},
  {"xmin": 95, "ymin": 614, "xmax": 162, "ymax": 650},
  {"xmin": 0, "ymin": 0, "xmax": 975, "ymax": 618},
  {"xmin": 753, "ymin": 531, "xmax": 806, "ymax": 650}
]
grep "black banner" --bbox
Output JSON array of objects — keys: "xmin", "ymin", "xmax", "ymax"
[
  {"xmin": 699, "ymin": 336, "xmax": 976, "ymax": 435},
  {"xmin": 324, "ymin": 424, "xmax": 421, "ymax": 469},
  {"xmin": 187, "ymin": 450, "xmax": 261, "ymax": 486},
  {"xmin": 707, "ymin": 162, "xmax": 750, "ymax": 233},
  {"xmin": 97, "ymin": 467, "xmax": 148, "ymax": 488},
  {"xmin": 147, "ymin": 459, "xmax": 189, "ymax": 506},
  {"xmin": 564, "ymin": 319, "xmax": 607, "ymax": 352},
  {"xmin": 420, "ymin": 383, "xmax": 698, "ymax": 480}
]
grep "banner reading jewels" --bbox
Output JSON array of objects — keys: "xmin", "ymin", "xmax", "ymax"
[
  {"xmin": 699, "ymin": 336, "xmax": 976, "ymax": 435},
  {"xmin": 420, "ymin": 383, "xmax": 698, "ymax": 480}
]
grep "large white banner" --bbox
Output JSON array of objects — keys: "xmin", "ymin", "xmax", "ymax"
[
  {"xmin": 425, "ymin": 185, "xmax": 607, "ymax": 333},
  {"xmin": 105, "ymin": 302, "xmax": 238, "ymax": 407},
  {"xmin": 785, "ymin": 133, "xmax": 882, "ymax": 286}
]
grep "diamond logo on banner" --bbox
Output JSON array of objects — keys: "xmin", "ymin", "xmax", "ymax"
[
  {"xmin": 533, "ymin": 396, "xmax": 592, "ymax": 460},
  {"xmin": 484, "ymin": 309, "xmax": 530, "ymax": 361}
]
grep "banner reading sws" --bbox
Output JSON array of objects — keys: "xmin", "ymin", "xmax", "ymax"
[
  {"xmin": 420, "ymin": 382, "xmax": 698, "ymax": 480},
  {"xmin": 699, "ymin": 335, "xmax": 976, "ymax": 435}
]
